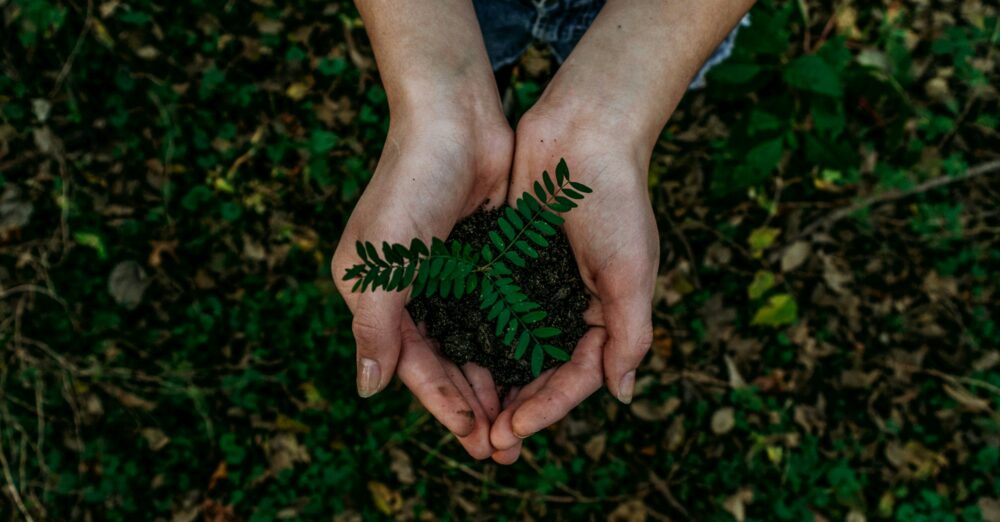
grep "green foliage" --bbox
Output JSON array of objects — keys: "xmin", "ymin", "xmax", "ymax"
[{"xmin": 343, "ymin": 159, "xmax": 590, "ymax": 375}]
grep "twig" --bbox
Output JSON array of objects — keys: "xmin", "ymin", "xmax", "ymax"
[
  {"xmin": 795, "ymin": 159, "xmax": 1000, "ymax": 241},
  {"xmin": 0, "ymin": 414, "xmax": 35, "ymax": 522},
  {"xmin": 409, "ymin": 438, "xmax": 623, "ymax": 504},
  {"xmin": 49, "ymin": 0, "xmax": 94, "ymax": 97}
]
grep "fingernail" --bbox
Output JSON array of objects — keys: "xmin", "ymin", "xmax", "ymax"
[
  {"xmin": 358, "ymin": 357, "xmax": 381, "ymax": 398},
  {"xmin": 618, "ymin": 370, "xmax": 636, "ymax": 404},
  {"xmin": 515, "ymin": 430, "xmax": 530, "ymax": 440}
]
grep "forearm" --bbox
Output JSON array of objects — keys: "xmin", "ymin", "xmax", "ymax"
[
  {"xmin": 533, "ymin": 0, "xmax": 755, "ymax": 150},
  {"xmin": 355, "ymin": 1, "xmax": 503, "ymax": 124}
]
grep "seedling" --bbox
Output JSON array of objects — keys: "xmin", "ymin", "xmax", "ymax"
[{"xmin": 342, "ymin": 159, "xmax": 591, "ymax": 376}]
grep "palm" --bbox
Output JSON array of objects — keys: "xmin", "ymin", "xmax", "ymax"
[
  {"xmin": 488, "ymin": 120, "xmax": 658, "ymax": 463},
  {"xmin": 333, "ymin": 121, "xmax": 511, "ymax": 458}
]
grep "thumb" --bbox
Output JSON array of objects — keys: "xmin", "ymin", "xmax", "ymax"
[
  {"xmin": 352, "ymin": 290, "xmax": 406, "ymax": 398},
  {"xmin": 600, "ymin": 284, "xmax": 654, "ymax": 405}
]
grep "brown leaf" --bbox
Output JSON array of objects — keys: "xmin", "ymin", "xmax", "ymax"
[
  {"xmin": 584, "ymin": 433, "xmax": 607, "ymax": 461},
  {"xmin": 780, "ymin": 241, "xmax": 811, "ymax": 272},
  {"xmin": 388, "ymin": 447, "xmax": 415, "ymax": 485},
  {"xmin": 711, "ymin": 407, "xmax": 736, "ymax": 435},
  {"xmin": 367, "ymin": 481, "xmax": 402, "ymax": 516},
  {"xmin": 607, "ymin": 499, "xmax": 647, "ymax": 522},
  {"xmin": 141, "ymin": 427, "xmax": 170, "ymax": 451},
  {"xmin": 723, "ymin": 488, "xmax": 754, "ymax": 522},
  {"xmin": 631, "ymin": 397, "xmax": 680, "ymax": 422},
  {"xmin": 108, "ymin": 260, "xmax": 150, "ymax": 309}
]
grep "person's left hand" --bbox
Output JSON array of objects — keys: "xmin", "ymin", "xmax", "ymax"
[{"xmin": 487, "ymin": 107, "xmax": 659, "ymax": 464}]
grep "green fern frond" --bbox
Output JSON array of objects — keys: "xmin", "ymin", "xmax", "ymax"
[{"xmin": 342, "ymin": 157, "xmax": 592, "ymax": 377}]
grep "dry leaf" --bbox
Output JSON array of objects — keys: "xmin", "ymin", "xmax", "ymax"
[
  {"xmin": 109, "ymin": 260, "xmax": 150, "ymax": 309},
  {"xmin": 584, "ymin": 433, "xmax": 607, "ymax": 461},
  {"xmin": 780, "ymin": 241, "xmax": 811, "ymax": 272},
  {"xmin": 367, "ymin": 481, "xmax": 402, "ymax": 516},
  {"xmin": 631, "ymin": 397, "xmax": 680, "ymax": 422},
  {"xmin": 723, "ymin": 488, "xmax": 754, "ymax": 521},
  {"xmin": 711, "ymin": 407, "xmax": 736, "ymax": 435},
  {"xmin": 388, "ymin": 447, "xmax": 415, "ymax": 485},
  {"xmin": 141, "ymin": 427, "xmax": 171, "ymax": 451}
]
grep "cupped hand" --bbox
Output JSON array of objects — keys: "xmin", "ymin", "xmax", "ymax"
[
  {"xmin": 488, "ymin": 109, "xmax": 659, "ymax": 463},
  {"xmin": 332, "ymin": 116, "xmax": 512, "ymax": 459}
]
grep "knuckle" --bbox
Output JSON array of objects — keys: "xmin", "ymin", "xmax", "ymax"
[{"xmin": 351, "ymin": 314, "xmax": 384, "ymax": 348}]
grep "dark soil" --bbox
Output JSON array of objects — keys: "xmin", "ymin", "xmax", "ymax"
[{"xmin": 407, "ymin": 208, "xmax": 589, "ymax": 387}]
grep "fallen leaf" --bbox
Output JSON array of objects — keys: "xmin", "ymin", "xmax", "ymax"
[
  {"xmin": 748, "ymin": 227, "xmax": 781, "ymax": 258},
  {"xmin": 723, "ymin": 487, "xmax": 754, "ymax": 521},
  {"xmin": 584, "ymin": 433, "xmax": 607, "ymax": 461},
  {"xmin": 631, "ymin": 397, "xmax": 680, "ymax": 422},
  {"xmin": 109, "ymin": 260, "xmax": 150, "ymax": 309},
  {"xmin": 367, "ymin": 481, "xmax": 402, "ymax": 516},
  {"xmin": 751, "ymin": 294, "xmax": 798, "ymax": 327},
  {"xmin": 748, "ymin": 270, "xmax": 776, "ymax": 299},
  {"xmin": 388, "ymin": 447, "xmax": 415, "ymax": 485},
  {"xmin": 711, "ymin": 407, "xmax": 736, "ymax": 435},
  {"xmin": 608, "ymin": 499, "xmax": 648, "ymax": 522},
  {"xmin": 780, "ymin": 241, "xmax": 811, "ymax": 272},
  {"xmin": 0, "ymin": 186, "xmax": 33, "ymax": 234},
  {"xmin": 141, "ymin": 427, "xmax": 170, "ymax": 451},
  {"xmin": 978, "ymin": 498, "xmax": 1000, "ymax": 522}
]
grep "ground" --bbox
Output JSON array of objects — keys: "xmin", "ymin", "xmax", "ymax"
[{"xmin": 0, "ymin": 0, "xmax": 998, "ymax": 520}]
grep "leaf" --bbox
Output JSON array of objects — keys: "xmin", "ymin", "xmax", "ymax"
[
  {"xmin": 543, "ymin": 171, "xmax": 555, "ymax": 195},
  {"xmin": 342, "ymin": 264, "xmax": 365, "ymax": 281},
  {"xmin": 555, "ymin": 158, "xmax": 569, "ymax": 184},
  {"xmin": 533, "ymin": 327, "xmax": 561, "ymax": 339},
  {"xmin": 783, "ymin": 54, "xmax": 843, "ymax": 97},
  {"xmin": 504, "ymin": 207, "xmax": 523, "ymax": 229},
  {"xmin": 521, "ymin": 310, "xmax": 546, "ymax": 324},
  {"xmin": 489, "ymin": 230, "xmax": 505, "ymax": 250},
  {"xmin": 498, "ymin": 217, "xmax": 515, "ymax": 240},
  {"xmin": 539, "ymin": 210, "xmax": 564, "ymax": 225},
  {"xmin": 780, "ymin": 241, "xmax": 811, "ymax": 272},
  {"xmin": 516, "ymin": 197, "xmax": 532, "ymax": 219},
  {"xmin": 430, "ymin": 258, "xmax": 444, "ymax": 277},
  {"xmin": 409, "ymin": 238, "xmax": 428, "ymax": 257},
  {"xmin": 356, "ymin": 241, "xmax": 367, "ymax": 261},
  {"xmin": 531, "ymin": 345, "xmax": 544, "ymax": 376},
  {"xmin": 496, "ymin": 309, "xmax": 511, "ymax": 335},
  {"xmin": 748, "ymin": 270, "xmax": 776, "ymax": 299},
  {"xmin": 748, "ymin": 226, "xmax": 781, "ymax": 258},
  {"xmin": 555, "ymin": 196, "xmax": 577, "ymax": 209},
  {"xmin": 515, "ymin": 240, "xmax": 538, "ymax": 258},
  {"xmin": 108, "ymin": 260, "xmax": 149, "ymax": 310},
  {"xmin": 505, "ymin": 251, "xmax": 526, "ymax": 267},
  {"xmin": 542, "ymin": 345, "xmax": 570, "ymax": 361},
  {"xmin": 400, "ymin": 262, "xmax": 416, "ymax": 289},
  {"xmin": 563, "ymin": 188, "xmax": 584, "ymax": 200},
  {"xmin": 525, "ymin": 230, "xmax": 549, "ymax": 248},
  {"xmin": 751, "ymin": 293, "xmax": 799, "ymax": 327},
  {"xmin": 570, "ymin": 181, "xmax": 592, "ymax": 193},
  {"xmin": 465, "ymin": 273, "xmax": 478, "ymax": 294},
  {"xmin": 365, "ymin": 242, "xmax": 384, "ymax": 266},
  {"xmin": 487, "ymin": 301, "xmax": 503, "ymax": 320},
  {"xmin": 515, "ymin": 331, "xmax": 531, "ymax": 359},
  {"xmin": 388, "ymin": 266, "xmax": 404, "ymax": 290},
  {"xmin": 438, "ymin": 277, "xmax": 452, "ymax": 298},
  {"xmin": 534, "ymin": 181, "xmax": 546, "ymax": 202},
  {"xmin": 533, "ymin": 220, "xmax": 557, "ymax": 236},
  {"xmin": 383, "ymin": 242, "xmax": 400, "ymax": 264},
  {"xmin": 502, "ymin": 324, "xmax": 517, "ymax": 345}
]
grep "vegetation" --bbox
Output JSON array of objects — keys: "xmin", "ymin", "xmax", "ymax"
[
  {"xmin": 344, "ymin": 159, "xmax": 590, "ymax": 375},
  {"xmin": 0, "ymin": 0, "xmax": 997, "ymax": 520}
]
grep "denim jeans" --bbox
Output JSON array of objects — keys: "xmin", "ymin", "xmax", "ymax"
[{"xmin": 473, "ymin": 0, "xmax": 750, "ymax": 89}]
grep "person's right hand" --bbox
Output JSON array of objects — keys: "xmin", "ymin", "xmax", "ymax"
[{"xmin": 331, "ymin": 112, "xmax": 512, "ymax": 459}]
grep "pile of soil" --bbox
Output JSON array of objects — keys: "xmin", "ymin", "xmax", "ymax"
[{"xmin": 408, "ymin": 208, "xmax": 589, "ymax": 387}]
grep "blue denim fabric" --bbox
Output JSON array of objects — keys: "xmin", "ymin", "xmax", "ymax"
[{"xmin": 473, "ymin": 0, "xmax": 750, "ymax": 89}]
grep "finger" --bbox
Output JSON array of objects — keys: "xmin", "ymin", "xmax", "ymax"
[
  {"xmin": 597, "ymin": 279, "xmax": 654, "ymax": 405},
  {"xmin": 490, "ymin": 371, "xmax": 555, "ymax": 451},
  {"xmin": 509, "ymin": 328, "xmax": 606, "ymax": 438},
  {"xmin": 491, "ymin": 444, "xmax": 522, "ymax": 465},
  {"xmin": 352, "ymin": 290, "xmax": 407, "ymax": 398},
  {"xmin": 443, "ymin": 363, "xmax": 494, "ymax": 460},
  {"xmin": 397, "ymin": 318, "xmax": 476, "ymax": 438},
  {"xmin": 462, "ymin": 363, "xmax": 500, "ymax": 422}
]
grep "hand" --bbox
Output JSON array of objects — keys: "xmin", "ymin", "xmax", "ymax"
[
  {"xmin": 488, "ymin": 108, "xmax": 659, "ymax": 463},
  {"xmin": 331, "ymin": 115, "xmax": 513, "ymax": 459}
]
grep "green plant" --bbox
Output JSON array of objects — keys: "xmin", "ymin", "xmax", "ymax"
[{"xmin": 342, "ymin": 159, "xmax": 591, "ymax": 376}]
